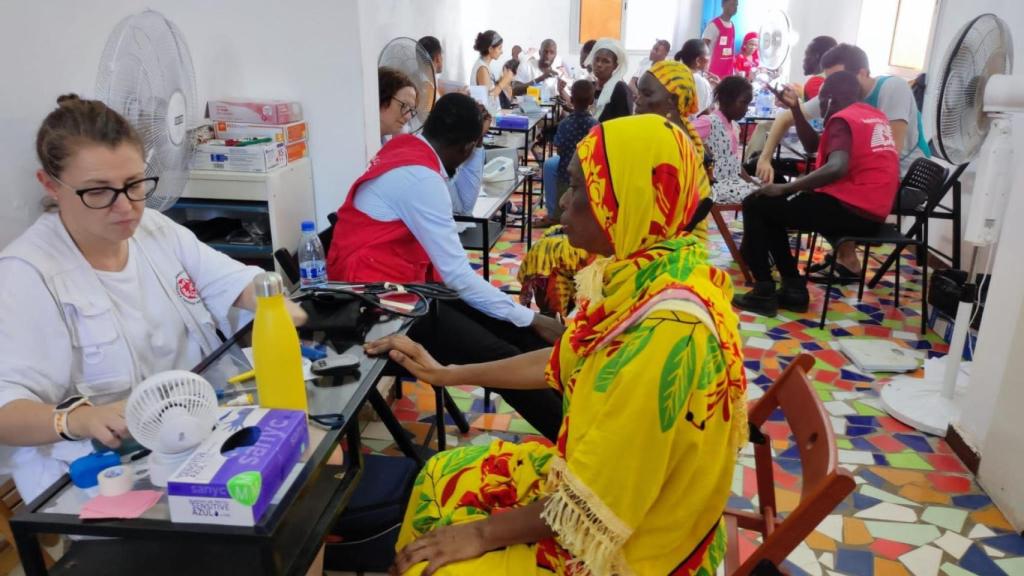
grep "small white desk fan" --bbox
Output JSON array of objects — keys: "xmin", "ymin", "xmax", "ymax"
[
  {"xmin": 880, "ymin": 13, "xmax": 1017, "ymax": 435},
  {"xmin": 126, "ymin": 370, "xmax": 219, "ymax": 487}
]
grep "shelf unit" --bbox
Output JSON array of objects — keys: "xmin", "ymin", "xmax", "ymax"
[{"xmin": 170, "ymin": 158, "xmax": 316, "ymax": 272}]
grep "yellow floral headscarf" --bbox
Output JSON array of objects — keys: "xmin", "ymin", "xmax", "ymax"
[{"xmin": 648, "ymin": 60, "xmax": 705, "ymax": 159}]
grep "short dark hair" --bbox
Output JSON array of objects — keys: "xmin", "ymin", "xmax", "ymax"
[
  {"xmin": 819, "ymin": 70, "xmax": 862, "ymax": 109},
  {"xmin": 418, "ymin": 36, "xmax": 442, "ymax": 60},
  {"xmin": 654, "ymin": 39, "xmax": 671, "ymax": 52},
  {"xmin": 570, "ymin": 79, "xmax": 595, "ymax": 107},
  {"xmin": 423, "ymin": 93, "xmax": 484, "ymax": 148},
  {"xmin": 808, "ymin": 36, "xmax": 838, "ymax": 58},
  {"xmin": 474, "ymin": 30, "xmax": 503, "ymax": 57},
  {"xmin": 820, "ymin": 43, "xmax": 870, "ymax": 75},
  {"xmin": 581, "ymin": 39, "xmax": 596, "ymax": 56},
  {"xmin": 678, "ymin": 39, "xmax": 707, "ymax": 67},
  {"xmin": 378, "ymin": 66, "xmax": 415, "ymax": 108},
  {"xmin": 714, "ymin": 76, "xmax": 753, "ymax": 105}
]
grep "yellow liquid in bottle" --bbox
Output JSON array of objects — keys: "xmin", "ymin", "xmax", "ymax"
[{"xmin": 252, "ymin": 293, "xmax": 308, "ymax": 412}]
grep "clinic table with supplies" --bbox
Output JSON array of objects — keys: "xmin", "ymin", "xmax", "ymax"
[
  {"xmin": 10, "ymin": 309, "xmax": 413, "ymax": 576},
  {"xmin": 457, "ymin": 169, "xmax": 528, "ymax": 281}
]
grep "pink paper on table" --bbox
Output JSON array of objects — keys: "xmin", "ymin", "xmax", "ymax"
[{"xmin": 79, "ymin": 490, "xmax": 163, "ymax": 520}]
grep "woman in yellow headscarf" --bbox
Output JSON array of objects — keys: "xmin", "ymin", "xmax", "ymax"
[
  {"xmin": 367, "ymin": 114, "xmax": 745, "ymax": 576},
  {"xmin": 518, "ymin": 61, "xmax": 710, "ymax": 317}
]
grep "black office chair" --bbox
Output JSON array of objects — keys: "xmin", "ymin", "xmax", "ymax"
[{"xmin": 812, "ymin": 159, "xmax": 949, "ymax": 335}]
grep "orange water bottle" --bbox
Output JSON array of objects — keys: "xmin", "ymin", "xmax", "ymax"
[{"xmin": 252, "ymin": 272, "xmax": 308, "ymax": 412}]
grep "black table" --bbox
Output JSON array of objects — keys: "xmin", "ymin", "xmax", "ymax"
[
  {"xmin": 11, "ymin": 309, "xmax": 415, "ymax": 576},
  {"xmin": 457, "ymin": 171, "xmax": 527, "ymax": 281}
]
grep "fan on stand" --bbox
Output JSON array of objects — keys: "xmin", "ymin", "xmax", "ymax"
[
  {"xmin": 880, "ymin": 13, "xmax": 1016, "ymax": 435},
  {"xmin": 378, "ymin": 37, "xmax": 437, "ymax": 134},
  {"xmin": 757, "ymin": 9, "xmax": 794, "ymax": 81},
  {"xmin": 95, "ymin": 9, "xmax": 198, "ymax": 212},
  {"xmin": 126, "ymin": 371, "xmax": 219, "ymax": 487}
]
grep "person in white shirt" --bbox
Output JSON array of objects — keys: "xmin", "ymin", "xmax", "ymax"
[
  {"xmin": 628, "ymin": 39, "xmax": 671, "ymax": 94},
  {"xmin": 330, "ymin": 94, "xmax": 565, "ymax": 440},
  {"xmin": 512, "ymin": 39, "xmax": 570, "ymax": 100},
  {"xmin": 471, "ymin": 30, "xmax": 515, "ymax": 106},
  {"xmin": 677, "ymin": 38, "xmax": 715, "ymax": 116},
  {"xmin": 0, "ymin": 95, "xmax": 306, "ymax": 502}
]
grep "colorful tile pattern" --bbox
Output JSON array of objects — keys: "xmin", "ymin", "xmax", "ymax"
[{"xmin": 361, "ymin": 202, "xmax": 1023, "ymax": 575}]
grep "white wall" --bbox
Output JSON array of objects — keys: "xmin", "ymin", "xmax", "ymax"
[
  {"xmin": 786, "ymin": 0, "xmax": 864, "ymax": 83},
  {"xmin": 0, "ymin": 0, "xmax": 368, "ymax": 240}
]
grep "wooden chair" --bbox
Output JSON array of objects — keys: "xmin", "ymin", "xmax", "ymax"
[
  {"xmin": 0, "ymin": 477, "xmax": 56, "ymax": 569},
  {"xmin": 725, "ymin": 355, "xmax": 856, "ymax": 575},
  {"xmin": 711, "ymin": 202, "xmax": 754, "ymax": 286}
]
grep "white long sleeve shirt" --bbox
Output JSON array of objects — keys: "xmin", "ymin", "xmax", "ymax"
[{"xmin": 353, "ymin": 136, "xmax": 535, "ymax": 327}]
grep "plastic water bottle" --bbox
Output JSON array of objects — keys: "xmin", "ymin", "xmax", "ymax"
[
  {"xmin": 297, "ymin": 220, "xmax": 326, "ymax": 289},
  {"xmin": 252, "ymin": 272, "xmax": 308, "ymax": 412},
  {"xmin": 756, "ymin": 87, "xmax": 774, "ymax": 118}
]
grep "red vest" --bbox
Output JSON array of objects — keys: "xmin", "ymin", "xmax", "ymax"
[
  {"xmin": 708, "ymin": 17, "xmax": 736, "ymax": 78},
  {"xmin": 816, "ymin": 103, "xmax": 900, "ymax": 221},
  {"xmin": 327, "ymin": 135, "xmax": 441, "ymax": 283}
]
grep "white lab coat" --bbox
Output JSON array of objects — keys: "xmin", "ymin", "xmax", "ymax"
[{"xmin": 0, "ymin": 209, "xmax": 261, "ymax": 501}]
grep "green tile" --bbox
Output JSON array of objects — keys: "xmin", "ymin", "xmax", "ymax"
[
  {"xmin": 836, "ymin": 439, "xmax": 853, "ymax": 450},
  {"xmin": 803, "ymin": 328, "xmax": 833, "ymax": 340},
  {"xmin": 854, "ymin": 401, "xmax": 885, "ymax": 416},
  {"xmin": 453, "ymin": 397, "xmax": 474, "ymax": 412},
  {"xmin": 885, "ymin": 451, "xmax": 934, "ymax": 470},
  {"xmin": 817, "ymin": 390, "xmax": 834, "ymax": 402},
  {"xmin": 860, "ymin": 485, "xmax": 921, "ymax": 507},
  {"xmin": 922, "ymin": 506, "xmax": 969, "ymax": 532},
  {"xmin": 864, "ymin": 520, "xmax": 941, "ymax": 546},
  {"xmin": 506, "ymin": 419, "xmax": 539, "ymax": 435},
  {"xmin": 882, "ymin": 319, "xmax": 904, "ymax": 329},
  {"xmin": 447, "ymin": 388, "xmax": 473, "ymax": 400},
  {"xmin": 941, "ymin": 563, "xmax": 979, "ymax": 576},
  {"xmin": 995, "ymin": 558, "xmax": 1024, "ymax": 575}
]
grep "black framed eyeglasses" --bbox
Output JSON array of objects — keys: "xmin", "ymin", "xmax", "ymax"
[
  {"xmin": 392, "ymin": 97, "xmax": 418, "ymax": 119},
  {"xmin": 51, "ymin": 175, "xmax": 160, "ymax": 209}
]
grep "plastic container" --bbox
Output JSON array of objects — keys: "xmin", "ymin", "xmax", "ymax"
[
  {"xmin": 252, "ymin": 272, "xmax": 308, "ymax": 412},
  {"xmin": 755, "ymin": 87, "xmax": 774, "ymax": 118},
  {"xmin": 297, "ymin": 221, "xmax": 327, "ymax": 289}
]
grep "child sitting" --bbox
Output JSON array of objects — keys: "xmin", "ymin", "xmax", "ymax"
[
  {"xmin": 535, "ymin": 79, "xmax": 597, "ymax": 227},
  {"xmin": 695, "ymin": 76, "xmax": 759, "ymax": 204}
]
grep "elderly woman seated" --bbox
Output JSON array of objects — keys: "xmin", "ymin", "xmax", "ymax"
[{"xmin": 367, "ymin": 114, "xmax": 746, "ymax": 575}]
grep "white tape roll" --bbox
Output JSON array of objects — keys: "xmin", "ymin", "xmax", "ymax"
[{"xmin": 98, "ymin": 464, "xmax": 134, "ymax": 497}]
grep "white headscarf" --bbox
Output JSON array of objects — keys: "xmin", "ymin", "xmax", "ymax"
[{"xmin": 584, "ymin": 38, "xmax": 629, "ymax": 118}]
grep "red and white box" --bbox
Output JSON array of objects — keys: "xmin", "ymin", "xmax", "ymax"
[
  {"xmin": 214, "ymin": 120, "xmax": 308, "ymax": 144},
  {"xmin": 208, "ymin": 99, "xmax": 303, "ymax": 125}
]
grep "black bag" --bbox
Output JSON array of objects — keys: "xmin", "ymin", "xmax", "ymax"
[
  {"xmin": 298, "ymin": 291, "xmax": 376, "ymax": 343},
  {"xmin": 928, "ymin": 269, "xmax": 990, "ymax": 329},
  {"xmin": 324, "ymin": 455, "xmax": 419, "ymax": 572}
]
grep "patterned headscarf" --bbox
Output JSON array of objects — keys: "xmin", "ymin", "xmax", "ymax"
[{"xmin": 648, "ymin": 60, "xmax": 705, "ymax": 159}]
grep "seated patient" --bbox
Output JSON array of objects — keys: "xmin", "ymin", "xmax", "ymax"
[
  {"xmin": 535, "ymin": 79, "xmax": 597, "ymax": 228},
  {"xmin": 329, "ymin": 94, "xmax": 565, "ymax": 441},
  {"xmin": 733, "ymin": 71, "xmax": 900, "ymax": 317},
  {"xmin": 370, "ymin": 114, "xmax": 746, "ymax": 576},
  {"xmin": 0, "ymin": 95, "xmax": 304, "ymax": 502},
  {"xmin": 693, "ymin": 76, "xmax": 759, "ymax": 203}
]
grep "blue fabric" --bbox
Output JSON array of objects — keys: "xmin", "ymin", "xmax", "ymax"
[
  {"xmin": 865, "ymin": 76, "xmax": 931, "ymax": 158},
  {"xmin": 553, "ymin": 111, "xmax": 598, "ymax": 183},
  {"xmin": 543, "ymin": 155, "xmax": 560, "ymax": 212}
]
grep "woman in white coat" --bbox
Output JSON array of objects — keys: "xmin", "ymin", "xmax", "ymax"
[{"xmin": 0, "ymin": 95, "xmax": 305, "ymax": 502}]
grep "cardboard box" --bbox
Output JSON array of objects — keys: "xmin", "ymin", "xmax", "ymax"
[
  {"xmin": 192, "ymin": 142, "xmax": 286, "ymax": 173},
  {"xmin": 285, "ymin": 140, "xmax": 308, "ymax": 163},
  {"xmin": 167, "ymin": 407, "xmax": 309, "ymax": 527},
  {"xmin": 209, "ymin": 98, "xmax": 303, "ymax": 124},
  {"xmin": 214, "ymin": 120, "xmax": 308, "ymax": 144}
]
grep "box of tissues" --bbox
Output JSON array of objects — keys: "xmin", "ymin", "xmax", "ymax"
[{"xmin": 167, "ymin": 407, "xmax": 308, "ymax": 526}]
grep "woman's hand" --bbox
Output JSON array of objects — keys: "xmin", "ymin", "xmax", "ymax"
[
  {"xmin": 530, "ymin": 313, "xmax": 565, "ymax": 344},
  {"xmin": 365, "ymin": 335, "xmax": 451, "ymax": 386},
  {"xmin": 68, "ymin": 400, "xmax": 128, "ymax": 448},
  {"xmin": 500, "ymin": 68, "xmax": 515, "ymax": 86},
  {"xmin": 286, "ymin": 299, "xmax": 308, "ymax": 327},
  {"xmin": 768, "ymin": 83, "xmax": 800, "ymax": 110},
  {"xmin": 391, "ymin": 522, "xmax": 490, "ymax": 576}
]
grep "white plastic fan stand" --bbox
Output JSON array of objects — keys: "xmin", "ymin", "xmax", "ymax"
[{"xmin": 148, "ymin": 450, "xmax": 194, "ymax": 488}]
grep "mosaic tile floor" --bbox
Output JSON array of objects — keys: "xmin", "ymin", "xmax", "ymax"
[{"xmin": 365, "ymin": 199, "xmax": 1024, "ymax": 575}]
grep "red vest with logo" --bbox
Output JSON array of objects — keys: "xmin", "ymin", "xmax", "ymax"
[
  {"xmin": 327, "ymin": 135, "xmax": 441, "ymax": 283},
  {"xmin": 708, "ymin": 17, "xmax": 736, "ymax": 78},
  {"xmin": 816, "ymin": 103, "xmax": 900, "ymax": 221}
]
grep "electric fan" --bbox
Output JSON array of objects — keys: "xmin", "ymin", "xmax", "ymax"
[
  {"xmin": 95, "ymin": 10, "xmax": 199, "ymax": 212},
  {"xmin": 880, "ymin": 13, "xmax": 1016, "ymax": 435},
  {"xmin": 377, "ymin": 37, "xmax": 437, "ymax": 133},
  {"xmin": 758, "ymin": 9, "xmax": 793, "ymax": 73},
  {"xmin": 126, "ymin": 370, "xmax": 219, "ymax": 487}
]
